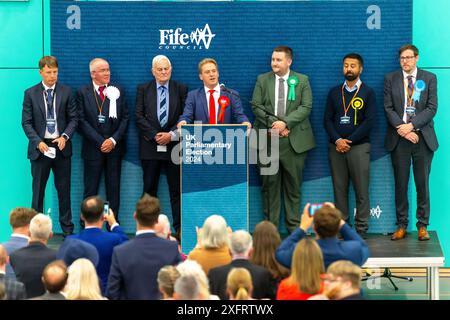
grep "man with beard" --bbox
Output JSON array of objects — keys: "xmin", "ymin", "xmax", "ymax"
[{"xmin": 323, "ymin": 53, "xmax": 376, "ymax": 238}]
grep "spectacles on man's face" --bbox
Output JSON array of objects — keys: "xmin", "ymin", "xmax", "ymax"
[
  {"xmin": 400, "ymin": 56, "xmax": 416, "ymax": 61},
  {"xmin": 321, "ymin": 275, "xmax": 342, "ymax": 283}
]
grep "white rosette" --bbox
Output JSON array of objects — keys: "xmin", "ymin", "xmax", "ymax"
[{"xmin": 104, "ymin": 86, "xmax": 120, "ymax": 119}]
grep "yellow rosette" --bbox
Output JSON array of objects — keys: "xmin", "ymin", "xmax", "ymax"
[{"xmin": 351, "ymin": 97, "xmax": 364, "ymax": 125}]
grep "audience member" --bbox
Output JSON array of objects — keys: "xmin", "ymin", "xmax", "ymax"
[
  {"xmin": 276, "ymin": 238, "xmax": 324, "ymax": 300},
  {"xmin": 31, "ymin": 260, "xmax": 67, "ymax": 300},
  {"xmin": 157, "ymin": 265, "xmax": 181, "ymax": 300},
  {"xmin": 276, "ymin": 203, "xmax": 370, "ymax": 269},
  {"xmin": 188, "ymin": 215, "xmax": 232, "ymax": 274},
  {"xmin": 56, "ymin": 238, "xmax": 99, "ymax": 267},
  {"xmin": 173, "ymin": 275, "xmax": 202, "ymax": 300},
  {"xmin": 107, "ymin": 194, "xmax": 181, "ymax": 300},
  {"xmin": 226, "ymin": 268, "xmax": 254, "ymax": 300},
  {"xmin": 69, "ymin": 196, "xmax": 127, "ymax": 294},
  {"xmin": 2, "ymin": 207, "xmax": 37, "ymax": 279},
  {"xmin": 0, "ymin": 244, "xmax": 26, "ymax": 300},
  {"xmin": 10, "ymin": 213, "xmax": 56, "ymax": 298},
  {"xmin": 209, "ymin": 230, "xmax": 275, "ymax": 300},
  {"xmin": 155, "ymin": 214, "xmax": 187, "ymax": 260},
  {"xmin": 176, "ymin": 259, "xmax": 218, "ymax": 300},
  {"xmin": 65, "ymin": 258, "xmax": 105, "ymax": 300},
  {"xmin": 310, "ymin": 260, "xmax": 363, "ymax": 300},
  {"xmin": 250, "ymin": 221, "xmax": 290, "ymax": 284}
]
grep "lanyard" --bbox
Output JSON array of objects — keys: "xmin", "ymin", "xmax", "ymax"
[
  {"xmin": 93, "ymin": 88, "xmax": 106, "ymax": 115},
  {"xmin": 341, "ymin": 83, "xmax": 361, "ymax": 116},
  {"xmin": 404, "ymin": 78, "xmax": 415, "ymax": 106}
]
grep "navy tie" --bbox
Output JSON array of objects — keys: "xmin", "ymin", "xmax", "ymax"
[
  {"xmin": 46, "ymin": 89, "xmax": 55, "ymax": 134},
  {"xmin": 159, "ymin": 86, "xmax": 168, "ymax": 127}
]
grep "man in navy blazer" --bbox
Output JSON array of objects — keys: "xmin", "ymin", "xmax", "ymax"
[
  {"xmin": 107, "ymin": 194, "xmax": 181, "ymax": 300},
  {"xmin": 276, "ymin": 203, "xmax": 370, "ymax": 269},
  {"xmin": 77, "ymin": 58, "xmax": 129, "ymax": 225},
  {"xmin": 68, "ymin": 196, "xmax": 127, "ymax": 294},
  {"xmin": 135, "ymin": 55, "xmax": 188, "ymax": 237},
  {"xmin": 177, "ymin": 58, "xmax": 251, "ymax": 127},
  {"xmin": 21, "ymin": 56, "xmax": 78, "ymax": 236}
]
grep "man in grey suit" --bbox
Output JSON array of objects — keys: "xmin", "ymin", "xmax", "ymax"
[
  {"xmin": 2, "ymin": 207, "xmax": 37, "ymax": 279},
  {"xmin": 384, "ymin": 44, "xmax": 438, "ymax": 241}
]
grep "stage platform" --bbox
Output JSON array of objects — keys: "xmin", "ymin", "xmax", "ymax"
[{"xmin": 363, "ymin": 231, "xmax": 445, "ymax": 300}]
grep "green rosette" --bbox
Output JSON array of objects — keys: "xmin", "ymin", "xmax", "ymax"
[{"xmin": 287, "ymin": 76, "xmax": 299, "ymax": 101}]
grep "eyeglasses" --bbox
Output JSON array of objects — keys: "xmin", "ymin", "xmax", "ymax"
[{"xmin": 400, "ymin": 56, "xmax": 416, "ymax": 61}]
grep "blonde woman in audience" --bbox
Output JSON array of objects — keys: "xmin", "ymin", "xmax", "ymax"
[
  {"xmin": 157, "ymin": 265, "xmax": 181, "ymax": 300},
  {"xmin": 176, "ymin": 259, "xmax": 219, "ymax": 300},
  {"xmin": 65, "ymin": 258, "xmax": 105, "ymax": 300},
  {"xmin": 188, "ymin": 215, "xmax": 231, "ymax": 274},
  {"xmin": 226, "ymin": 268, "xmax": 254, "ymax": 300},
  {"xmin": 276, "ymin": 238, "xmax": 324, "ymax": 300},
  {"xmin": 250, "ymin": 221, "xmax": 290, "ymax": 284}
]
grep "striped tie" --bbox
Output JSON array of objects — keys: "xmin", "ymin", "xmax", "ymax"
[{"xmin": 159, "ymin": 86, "xmax": 168, "ymax": 127}]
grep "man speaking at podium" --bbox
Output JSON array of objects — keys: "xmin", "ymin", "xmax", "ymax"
[{"xmin": 177, "ymin": 58, "xmax": 251, "ymax": 127}]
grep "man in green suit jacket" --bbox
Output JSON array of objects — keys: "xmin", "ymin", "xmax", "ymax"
[{"xmin": 252, "ymin": 46, "xmax": 315, "ymax": 233}]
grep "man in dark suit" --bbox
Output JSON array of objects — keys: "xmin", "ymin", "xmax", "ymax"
[
  {"xmin": 276, "ymin": 203, "xmax": 369, "ymax": 269},
  {"xmin": 9, "ymin": 214, "xmax": 57, "ymax": 298},
  {"xmin": 252, "ymin": 46, "xmax": 315, "ymax": 234},
  {"xmin": 135, "ymin": 55, "xmax": 187, "ymax": 237},
  {"xmin": 2, "ymin": 207, "xmax": 37, "ymax": 279},
  {"xmin": 68, "ymin": 196, "xmax": 127, "ymax": 294},
  {"xmin": 209, "ymin": 230, "xmax": 275, "ymax": 300},
  {"xmin": 78, "ymin": 58, "xmax": 129, "ymax": 225},
  {"xmin": 0, "ymin": 245, "xmax": 26, "ymax": 300},
  {"xmin": 106, "ymin": 194, "xmax": 181, "ymax": 300},
  {"xmin": 30, "ymin": 260, "xmax": 67, "ymax": 300},
  {"xmin": 21, "ymin": 56, "xmax": 78, "ymax": 236},
  {"xmin": 177, "ymin": 58, "xmax": 250, "ymax": 126},
  {"xmin": 384, "ymin": 44, "xmax": 438, "ymax": 241}
]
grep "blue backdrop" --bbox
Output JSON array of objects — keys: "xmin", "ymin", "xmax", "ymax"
[{"xmin": 50, "ymin": 0, "xmax": 411, "ymax": 234}]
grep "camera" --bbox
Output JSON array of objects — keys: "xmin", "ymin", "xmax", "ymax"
[{"xmin": 309, "ymin": 203, "xmax": 323, "ymax": 216}]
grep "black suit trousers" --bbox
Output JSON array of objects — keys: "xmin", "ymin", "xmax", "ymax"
[
  {"xmin": 141, "ymin": 159, "xmax": 180, "ymax": 231},
  {"xmin": 391, "ymin": 133, "xmax": 433, "ymax": 229},
  {"xmin": 31, "ymin": 143, "xmax": 74, "ymax": 234}
]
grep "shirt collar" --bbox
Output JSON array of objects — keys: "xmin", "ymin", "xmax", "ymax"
[
  {"xmin": 343, "ymin": 78, "xmax": 362, "ymax": 92},
  {"xmin": 402, "ymin": 68, "xmax": 418, "ymax": 80},
  {"xmin": 275, "ymin": 71, "xmax": 290, "ymax": 82},
  {"xmin": 136, "ymin": 229, "xmax": 156, "ymax": 236},
  {"xmin": 11, "ymin": 233, "xmax": 30, "ymax": 240},
  {"xmin": 157, "ymin": 82, "xmax": 169, "ymax": 90},
  {"xmin": 42, "ymin": 82, "xmax": 56, "ymax": 91},
  {"xmin": 93, "ymin": 82, "xmax": 108, "ymax": 92},
  {"xmin": 204, "ymin": 83, "xmax": 221, "ymax": 94}
]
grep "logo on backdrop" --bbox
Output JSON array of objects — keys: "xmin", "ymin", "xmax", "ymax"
[{"xmin": 159, "ymin": 24, "xmax": 216, "ymax": 50}]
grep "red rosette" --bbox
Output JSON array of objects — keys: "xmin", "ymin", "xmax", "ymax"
[{"xmin": 218, "ymin": 96, "xmax": 230, "ymax": 123}]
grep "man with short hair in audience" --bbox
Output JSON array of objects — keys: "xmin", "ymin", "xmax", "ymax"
[
  {"xmin": 2, "ymin": 207, "xmax": 37, "ymax": 279},
  {"xmin": 31, "ymin": 260, "xmax": 67, "ymax": 300},
  {"xmin": 9, "ymin": 213, "xmax": 57, "ymax": 298},
  {"xmin": 276, "ymin": 203, "xmax": 369, "ymax": 269},
  {"xmin": 68, "ymin": 195, "xmax": 127, "ymax": 294},
  {"xmin": 0, "ymin": 245, "xmax": 26, "ymax": 300},
  {"xmin": 173, "ymin": 275, "xmax": 202, "ymax": 300},
  {"xmin": 107, "ymin": 194, "xmax": 181, "ymax": 300},
  {"xmin": 208, "ymin": 230, "xmax": 275, "ymax": 300}
]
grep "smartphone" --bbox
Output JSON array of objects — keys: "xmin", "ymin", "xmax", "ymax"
[
  {"xmin": 103, "ymin": 201, "xmax": 110, "ymax": 216},
  {"xmin": 309, "ymin": 203, "xmax": 323, "ymax": 216}
]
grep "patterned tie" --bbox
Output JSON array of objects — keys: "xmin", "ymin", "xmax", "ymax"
[
  {"xmin": 209, "ymin": 89, "xmax": 216, "ymax": 124},
  {"xmin": 99, "ymin": 85, "xmax": 106, "ymax": 101},
  {"xmin": 277, "ymin": 78, "xmax": 285, "ymax": 117},
  {"xmin": 46, "ymin": 89, "xmax": 55, "ymax": 134},
  {"xmin": 406, "ymin": 75, "xmax": 414, "ymax": 122},
  {"xmin": 159, "ymin": 86, "xmax": 168, "ymax": 127}
]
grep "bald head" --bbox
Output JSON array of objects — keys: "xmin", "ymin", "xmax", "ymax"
[
  {"xmin": 42, "ymin": 260, "xmax": 68, "ymax": 293},
  {"xmin": 81, "ymin": 196, "xmax": 104, "ymax": 223}
]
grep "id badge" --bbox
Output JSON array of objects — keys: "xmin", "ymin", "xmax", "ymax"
[
  {"xmin": 340, "ymin": 116, "xmax": 351, "ymax": 125},
  {"xmin": 98, "ymin": 114, "xmax": 106, "ymax": 124},
  {"xmin": 406, "ymin": 106, "xmax": 416, "ymax": 115},
  {"xmin": 157, "ymin": 145, "xmax": 167, "ymax": 152}
]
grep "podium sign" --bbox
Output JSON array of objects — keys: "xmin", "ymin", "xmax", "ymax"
[{"xmin": 180, "ymin": 125, "xmax": 249, "ymax": 253}]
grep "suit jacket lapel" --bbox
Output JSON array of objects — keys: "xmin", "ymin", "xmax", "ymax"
[
  {"xmin": 87, "ymin": 84, "xmax": 101, "ymax": 119},
  {"xmin": 416, "ymin": 68, "xmax": 425, "ymax": 110},
  {"xmin": 168, "ymin": 80, "xmax": 177, "ymax": 125},
  {"xmin": 394, "ymin": 71, "xmax": 405, "ymax": 115},
  {"xmin": 268, "ymin": 73, "xmax": 275, "ymax": 112},
  {"xmin": 148, "ymin": 81, "xmax": 158, "ymax": 125},
  {"xmin": 37, "ymin": 85, "xmax": 46, "ymax": 118},
  {"xmin": 199, "ymin": 88, "xmax": 209, "ymax": 121},
  {"xmin": 55, "ymin": 82, "xmax": 62, "ymax": 121}
]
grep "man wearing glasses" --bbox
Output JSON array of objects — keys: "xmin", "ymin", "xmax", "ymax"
[{"xmin": 384, "ymin": 44, "xmax": 438, "ymax": 241}]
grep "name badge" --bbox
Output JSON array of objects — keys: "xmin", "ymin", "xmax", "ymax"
[
  {"xmin": 98, "ymin": 114, "xmax": 106, "ymax": 124},
  {"xmin": 157, "ymin": 145, "xmax": 167, "ymax": 153},
  {"xmin": 406, "ymin": 106, "xmax": 416, "ymax": 115},
  {"xmin": 340, "ymin": 116, "xmax": 351, "ymax": 125}
]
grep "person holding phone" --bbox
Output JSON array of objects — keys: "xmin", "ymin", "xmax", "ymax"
[{"xmin": 275, "ymin": 203, "xmax": 369, "ymax": 269}]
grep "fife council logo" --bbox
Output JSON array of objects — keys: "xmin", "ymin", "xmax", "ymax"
[{"xmin": 159, "ymin": 24, "xmax": 216, "ymax": 50}]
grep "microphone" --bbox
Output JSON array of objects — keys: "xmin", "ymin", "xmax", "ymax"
[
  {"xmin": 250, "ymin": 100, "xmax": 281, "ymax": 120},
  {"xmin": 219, "ymin": 83, "xmax": 240, "ymax": 98}
]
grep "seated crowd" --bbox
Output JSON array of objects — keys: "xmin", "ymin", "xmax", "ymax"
[{"xmin": 0, "ymin": 197, "xmax": 369, "ymax": 300}]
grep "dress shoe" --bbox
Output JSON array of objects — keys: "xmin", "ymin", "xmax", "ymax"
[
  {"xmin": 391, "ymin": 227, "xmax": 406, "ymax": 240},
  {"xmin": 418, "ymin": 227, "xmax": 430, "ymax": 241}
]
